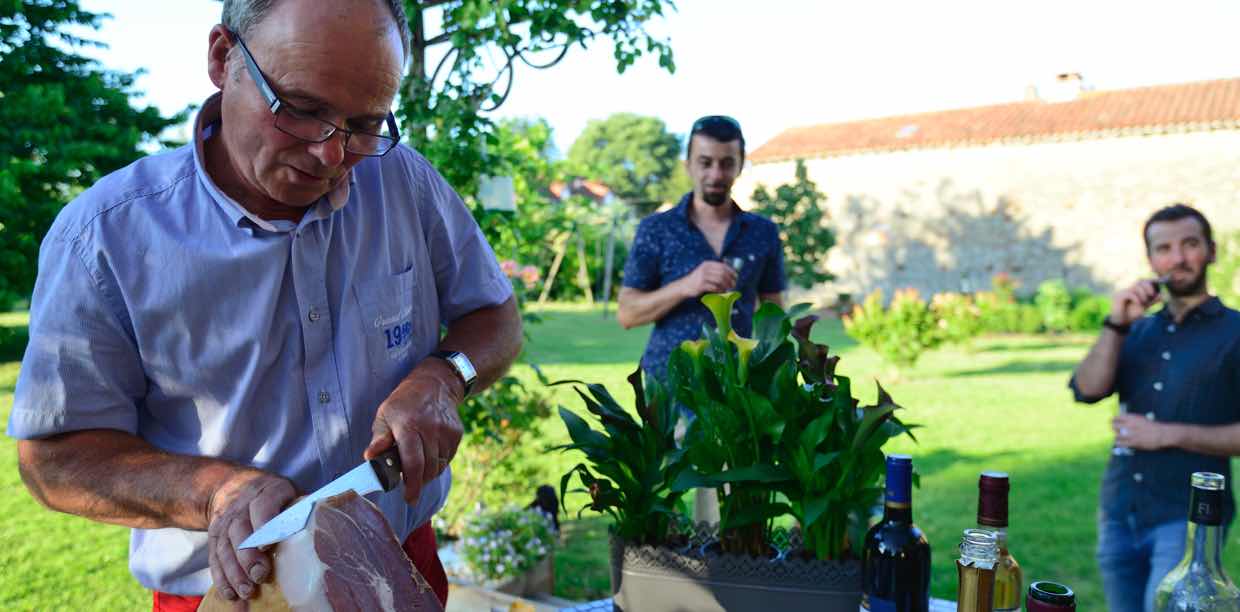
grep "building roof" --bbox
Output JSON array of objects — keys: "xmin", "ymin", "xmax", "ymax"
[
  {"xmin": 548, "ymin": 178, "xmax": 613, "ymax": 203},
  {"xmin": 749, "ymin": 78, "xmax": 1240, "ymax": 164}
]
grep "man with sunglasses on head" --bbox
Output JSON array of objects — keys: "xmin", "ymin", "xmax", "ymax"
[
  {"xmin": 618, "ymin": 116, "xmax": 786, "ymax": 524},
  {"xmin": 7, "ymin": 1, "xmax": 521, "ymax": 609},
  {"xmin": 618, "ymin": 115, "xmax": 787, "ymax": 382}
]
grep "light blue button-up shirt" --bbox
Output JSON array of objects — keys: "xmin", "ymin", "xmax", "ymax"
[{"xmin": 6, "ymin": 95, "xmax": 511, "ymax": 594}]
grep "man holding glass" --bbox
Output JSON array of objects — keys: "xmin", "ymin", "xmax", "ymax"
[
  {"xmin": 1070, "ymin": 203, "xmax": 1240, "ymax": 612},
  {"xmin": 7, "ymin": 1, "xmax": 521, "ymax": 609},
  {"xmin": 618, "ymin": 115, "xmax": 787, "ymax": 383}
]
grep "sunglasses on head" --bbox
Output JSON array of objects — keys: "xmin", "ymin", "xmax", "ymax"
[{"xmin": 691, "ymin": 115, "xmax": 741, "ymax": 134}]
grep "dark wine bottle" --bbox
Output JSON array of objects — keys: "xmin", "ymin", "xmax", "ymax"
[{"xmin": 863, "ymin": 454, "xmax": 932, "ymax": 611}]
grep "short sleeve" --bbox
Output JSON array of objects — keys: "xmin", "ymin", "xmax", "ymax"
[
  {"xmin": 758, "ymin": 224, "xmax": 787, "ymax": 294},
  {"xmin": 410, "ymin": 153, "xmax": 513, "ymax": 324},
  {"xmin": 623, "ymin": 217, "xmax": 661, "ymax": 291},
  {"xmin": 7, "ymin": 232, "xmax": 145, "ymax": 439}
]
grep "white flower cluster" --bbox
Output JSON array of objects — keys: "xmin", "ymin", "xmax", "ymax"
[{"xmin": 459, "ymin": 505, "xmax": 557, "ymax": 582}]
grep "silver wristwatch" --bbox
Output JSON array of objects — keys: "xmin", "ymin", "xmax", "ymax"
[{"xmin": 430, "ymin": 350, "xmax": 477, "ymax": 396}]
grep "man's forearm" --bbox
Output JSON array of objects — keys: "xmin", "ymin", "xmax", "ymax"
[
  {"xmin": 617, "ymin": 284, "xmax": 687, "ymax": 329},
  {"xmin": 438, "ymin": 295, "xmax": 522, "ymax": 392},
  {"xmin": 1072, "ymin": 329, "xmax": 1125, "ymax": 398},
  {"xmin": 1163, "ymin": 421, "xmax": 1240, "ymax": 457},
  {"xmin": 17, "ymin": 429, "xmax": 254, "ymax": 530}
]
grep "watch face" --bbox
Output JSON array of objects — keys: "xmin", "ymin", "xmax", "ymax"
[{"xmin": 450, "ymin": 352, "xmax": 477, "ymax": 382}]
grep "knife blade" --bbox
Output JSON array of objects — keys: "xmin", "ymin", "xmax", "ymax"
[{"xmin": 238, "ymin": 446, "xmax": 404, "ymax": 550}]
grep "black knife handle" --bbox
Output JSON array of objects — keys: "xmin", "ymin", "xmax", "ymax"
[{"xmin": 370, "ymin": 447, "xmax": 403, "ymax": 492}]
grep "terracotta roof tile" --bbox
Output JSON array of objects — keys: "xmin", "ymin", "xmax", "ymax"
[{"xmin": 749, "ymin": 78, "xmax": 1240, "ymax": 163}]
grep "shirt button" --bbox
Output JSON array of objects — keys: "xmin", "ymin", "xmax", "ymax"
[
  {"xmin": 1133, "ymin": 472, "xmax": 1144, "ymax": 483},
  {"xmin": 1146, "ymin": 412, "xmax": 1156, "ymax": 420},
  {"xmin": 1167, "ymin": 324, "xmax": 1176, "ymax": 333},
  {"xmin": 318, "ymin": 390, "xmax": 331, "ymax": 404},
  {"xmin": 309, "ymin": 308, "xmax": 322, "ymax": 323},
  {"xmin": 1161, "ymin": 351, "xmax": 1171, "ymax": 360},
  {"xmin": 1153, "ymin": 381, "xmax": 1164, "ymax": 391}
]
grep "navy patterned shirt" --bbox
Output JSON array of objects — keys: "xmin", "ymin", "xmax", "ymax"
[
  {"xmin": 623, "ymin": 193, "xmax": 786, "ymax": 381},
  {"xmin": 1070, "ymin": 297, "xmax": 1240, "ymax": 528}
]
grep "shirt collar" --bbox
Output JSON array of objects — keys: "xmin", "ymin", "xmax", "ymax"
[
  {"xmin": 1155, "ymin": 295, "xmax": 1224, "ymax": 322},
  {"xmin": 191, "ymin": 93, "xmax": 354, "ymax": 233}
]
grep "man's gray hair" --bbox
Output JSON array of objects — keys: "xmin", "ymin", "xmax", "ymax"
[{"xmin": 221, "ymin": 0, "xmax": 411, "ymax": 62}]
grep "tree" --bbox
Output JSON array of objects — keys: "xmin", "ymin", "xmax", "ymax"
[
  {"xmin": 0, "ymin": 1, "xmax": 180, "ymax": 306},
  {"xmin": 750, "ymin": 160, "xmax": 836, "ymax": 289},
  {"xmin": 566, "ymin": 112, "xmax": 690, "ymax": 210},
  {"xmin": 399, "ymin": 0, "xmax": 676, "ymax": 196}
]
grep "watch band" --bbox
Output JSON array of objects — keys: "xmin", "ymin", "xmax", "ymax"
[
  {"xmin": 430, "ymin": 350, "xmax": 477, "ymax": 396},
  {"xmin": 1102, "ymin": 316, "xmax": 1131, "ymax": 335}
]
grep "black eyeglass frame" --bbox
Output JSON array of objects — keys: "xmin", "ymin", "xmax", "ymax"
[{"xmin": 227, "ymin": 29, "xmax": 401, "ymax": 157}]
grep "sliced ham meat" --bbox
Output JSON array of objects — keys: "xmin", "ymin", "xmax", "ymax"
[{"xmin": 199, "ymin": 490, "xmax": 442, "ymax": 612}]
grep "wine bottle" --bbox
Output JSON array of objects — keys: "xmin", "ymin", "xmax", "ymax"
[
  {"xmin": 977, "ymin": 472, "xmax": 1021, "ymax": 611},
  {"xmin": 1026, "ymin": 581, "xmax": 1076, "ymax": 611},
  {"xmin": 862, "ymin": 454, "xmax": 932, "ymax": 611},
  {"xmin": 1153, "ymin": 471, "xmax": 1240, "ymax": 611},
  {"xmin": 956, "ymin": 528, "xmax": 997, "ymax": 612}
]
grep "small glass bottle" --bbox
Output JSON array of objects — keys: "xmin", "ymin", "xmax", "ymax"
[
  {"xmin": 1153, "ymin": 472, "xmax": 1240, "ymax": 612},
  {"xmin": 1026, "ymin": 581, "xmax": 1076, "ymax": 611},
  {"xmin": 977, "ymin": 472, "xmax": 1021, "ymax": 611},
  {"xmin": 956, "ymin": 528, "xmax": 997, "ymax": 612}
]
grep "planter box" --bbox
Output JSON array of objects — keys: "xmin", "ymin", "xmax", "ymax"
[{"xmin": 609, "ymin": 535, "xmax": 861, "ymax": 612}]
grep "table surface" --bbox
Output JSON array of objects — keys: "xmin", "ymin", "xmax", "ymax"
[{"xmin": 560, "ymin": 598, "xmax": 957, "ymax": 611}]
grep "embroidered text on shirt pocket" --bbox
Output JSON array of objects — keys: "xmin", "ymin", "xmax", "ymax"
[{"xmin": 354, "ymin": 267, "xmax": 417, "ymax": 374}]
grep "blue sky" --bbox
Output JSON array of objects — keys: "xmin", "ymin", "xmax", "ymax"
[{"xmin": 77, "ymin": 0, "xmax": 1240, "ymax": 156}]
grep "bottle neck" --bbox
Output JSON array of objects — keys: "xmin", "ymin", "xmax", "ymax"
[
  {"xmin": 1183, "ymin": 520, "xmax": 1225, "ymax": 575},
  {"xmin": 884, "ymin": 501, "xmax": 913, "ymax": 523}
]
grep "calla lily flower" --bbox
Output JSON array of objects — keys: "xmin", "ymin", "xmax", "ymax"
[
  {"xmin": 701, "ymin": 291, "xmax": 741, "ymax": 338},
  {"xmin": 728, "ymin": 330, "xmax": 759, "ymax": 384}
]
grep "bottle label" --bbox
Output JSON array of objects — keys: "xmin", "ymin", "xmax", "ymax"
[
  {"xmin": 1192, "ymin": 488, "xmax": 1224, "ymax": 526},
  {"xmin": 865, "ymin": 596, "xmax": 897, "ymax": 612}
]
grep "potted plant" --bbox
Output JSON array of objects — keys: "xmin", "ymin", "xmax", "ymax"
[
  {"xmin": 556, "ymin": 292, "xmax": 918, "ymax": 611},
  {"xmin": 458, "ymin": 505, "xmax": 558, "ymax": 597}
]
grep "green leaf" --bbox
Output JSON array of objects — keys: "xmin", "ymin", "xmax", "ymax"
[
  {"xmin": 557, "ymin": 406, "xmax": 609, "ymax": 450},
  {"xmin": 813, "ymin": 451, "xmax": 841, "ymax": 472},
  {"xmin": 802, "ymin": 495, "xmax": 832, "ymax": 529},
  {"xmin": 722, "ymin": 502, "xmax": 793, "ymax": 530}
]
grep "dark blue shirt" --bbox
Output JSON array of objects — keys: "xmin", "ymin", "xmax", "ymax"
[
  {"xmin": 623, "ymin": 193, "xmax": 786, "ymax": 381},
  {"xmin": 1071, "ymin": 297, "xmax": 1240, "ymax": 528}
]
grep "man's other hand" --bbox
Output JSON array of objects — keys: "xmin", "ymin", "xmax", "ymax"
[
  {"xmin": 679, "ymin": 261, "xmax": 738, "ymax": 298},
  {"xmin": 364, "ymin": 358, "xmax": 465, "ymax": 508},
  {"xmin": 206, "ymin": 470, "xmax": 297, "ymax": 601}
]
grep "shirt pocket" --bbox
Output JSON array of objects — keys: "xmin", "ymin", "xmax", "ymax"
[{"xmin": 353, "ymin": 267, "xmax": 419, "ymax": 385}]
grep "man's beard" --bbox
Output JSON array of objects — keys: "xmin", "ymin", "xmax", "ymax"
[
  {"xmin": 702, "ymin": 189, "xmax": 729, "ymax": 207},
  {"xmin": 1166, "ymin": 265, "xmax": 1208, "ymax": 297}
]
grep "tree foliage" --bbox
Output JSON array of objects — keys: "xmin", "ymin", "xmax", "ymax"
[
  {"xmin": 750, "ymin": 160, "xmax": 836, "ymax": 290},
  {"xmin": 0, "ymin": 1, "xmax": 180, "ymax": 306},
  {"xmin": 566, "ymin": 112, "xmax": 689, "ymax": 209},
  {"xmin": 399, "ymin": 0, "xmax": 676, "ymax": 196}
]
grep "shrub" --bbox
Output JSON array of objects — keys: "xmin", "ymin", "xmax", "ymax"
[
  {"xmin": 930, "ymin": 291, "xmax": 982, "ymax": 347},
  {"xmin": 459, "ymin": 506, "xmax": 557, "ymax": 583},
  {"xmin": 1210, "ymin": 229, "xmax": 1240, "ymax": 309},
  {"xmin": 843, "ymin": 289, "xmax": 943, "ymax": 368},
  {"xmin": 1068, "ymin": 293, "xmax": 1111, "ymax": 332},
  {"xmin": 1034, "ymin": 280, "xmax": 1073, "ymax": 333},
  {"xmin": 437, "ymin": 371, "xmax": 554, "ymax": 536}
]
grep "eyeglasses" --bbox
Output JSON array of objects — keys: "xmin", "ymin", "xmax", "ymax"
[
  {"xmin": 691, "ymin": 115, "xmax": 741, "ymax": 135},
  {"xmin": 228, "ymin": 30, "xmax": 400, "ymax": 157}
]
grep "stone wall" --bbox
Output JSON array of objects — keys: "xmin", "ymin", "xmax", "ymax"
[{"xmin": 735, "ymin": 129, "xmax": 1240, "ymax": 304}]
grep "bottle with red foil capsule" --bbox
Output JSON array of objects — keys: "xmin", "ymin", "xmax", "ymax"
[
  {"xmin": 977, "ymin": 472, "xmax": 1021, "ymax": 611},
  {"xmin": 1026, "ymin": 581, "xmax": 1076, "ymax": 611}
]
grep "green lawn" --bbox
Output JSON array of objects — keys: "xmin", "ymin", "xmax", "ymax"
[{"xmin": 0, "ymin": 304, "xmax": 1235, "ymax": 609}]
